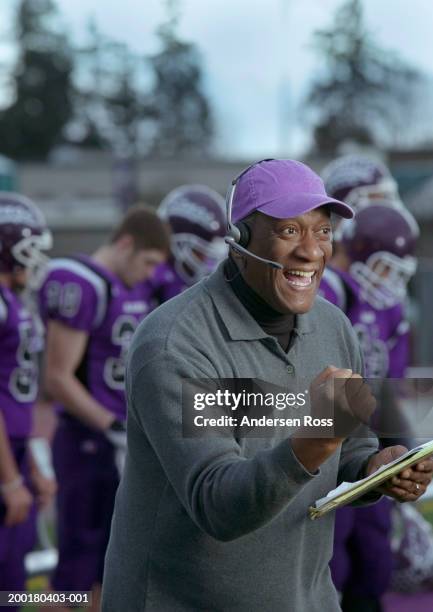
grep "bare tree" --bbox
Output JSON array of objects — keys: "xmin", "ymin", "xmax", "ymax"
[
  {"xmin": 0, "ymin": 0, "xmax": 73, "ymax": 160},
  {"xmin": 304, "ymin": 0, "xmax": 430, "ymax": 154},
  {"xmin": 145, "ymin": 0, "xmax": 214, "ymax": 157}
]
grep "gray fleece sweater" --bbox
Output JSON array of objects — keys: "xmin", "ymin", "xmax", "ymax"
[{"xmin": 102, "ymin": 263, "xmax": 379, "ymax": 612}]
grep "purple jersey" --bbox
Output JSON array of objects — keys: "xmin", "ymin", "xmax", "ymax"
[
  {"xmin": 319, "ymin": 267, "xmax": 409, "ymax": 378},
  {"xmin": 39, "ymin": 256, "xmax": 154, "ymax": 420},
  {"xmin": 0, "ymin": 287, "xmax": 42, "ymax": 439},
  {"xmin": 146, "ymin": 260, "xmax": 189, "ymax": 304},
  {"xmin": 322, "ymin": 267, "xmax": 404, "ymax": 600}
]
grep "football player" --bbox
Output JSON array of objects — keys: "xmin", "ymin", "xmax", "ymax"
[
  {"xmin": 0, "ymin": 192, "xmax": 55, "ymax": 605},
  {"xmin": 319, "ymin": 200, "xmax": 419, "ymax": 611},
  {"xmin": 320, "ymin": 202, "xmax": 418, "ymax": 377},
  {"xmin": 148, "ymin": 184, "xmax": 226, "ymax": 303},
  {"xmin": 39, "ymin": 206, "xmax": 170, "ymax": 610}
]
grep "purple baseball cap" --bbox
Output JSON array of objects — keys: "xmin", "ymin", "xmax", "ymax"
[{"xmin": 232, "ymin": 159, "xmax": 354, "ymax": 224}]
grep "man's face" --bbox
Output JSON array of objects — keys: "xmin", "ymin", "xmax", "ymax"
[
  {"xmin": 240, "ymin": 208, "xmax": 333, "ymax": 314},
  {"xmin": 122, "ymin": 248, "xmax": 166, "ymax": 287}
]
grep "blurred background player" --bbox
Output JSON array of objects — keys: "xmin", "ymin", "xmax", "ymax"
[
  {"xmin": 322, "ymin": 153, "xmax": 402, "ymax": 263},
  {"xmin": 38, "ymin": 206, "xmax": 170, "ymax": 611},
  {"xmin": 320, "ymin": 155, "xmax": 419, "ymax": 612},
  {"xmin": 321, "ymin": 201, "xmax": 418, "ymax": 378},
  {"xmin": 320, "ymin": 154, "xmax": 417, "ymax": 379},
  {"xmin": 148, "ymin": 184, "xmax": 227, "ymax": 303},
  {"xmin": 0, "ymin": 192, "xmax": 55, "ymax": 609}
]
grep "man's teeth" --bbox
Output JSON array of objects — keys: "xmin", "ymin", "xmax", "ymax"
[
  {"xmin": 286, "ymin": 270, "xmax": 315, "ymax": 277},
  {"xmin": 284, "ymin": 269, "xmax": 316, "ymax": 288}
]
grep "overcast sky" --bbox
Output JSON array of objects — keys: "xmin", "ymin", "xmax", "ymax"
[{"xmin": 2, "ymin": 0, "xmax": 433, "ymax": 159}]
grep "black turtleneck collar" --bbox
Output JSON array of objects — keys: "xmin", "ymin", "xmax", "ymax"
[{"xmin": 224, "ymin": 256, "xmax": 295, "ymax": 352}]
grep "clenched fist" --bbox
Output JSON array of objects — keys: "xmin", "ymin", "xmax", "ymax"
[
  {"xmin": 309, "ymin": 365, "xmax": 376, "ymax": 441},
  {"xmin": 291, "ymin": 366, "xmax": 377, "ymax": 474}
]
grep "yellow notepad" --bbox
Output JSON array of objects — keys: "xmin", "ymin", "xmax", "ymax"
[{"xmin": 309, "ymin": 440, "xmax": 433, "ymax": 520}]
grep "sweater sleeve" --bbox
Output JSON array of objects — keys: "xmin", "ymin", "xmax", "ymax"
[{"xmin": 127, "ymin": 348, "xmax": 319, "ymax": 542}]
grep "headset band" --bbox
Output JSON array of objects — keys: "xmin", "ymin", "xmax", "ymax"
[{"xmin": 225, "ymin": 158, "xmax": 275, "ymax": 231}]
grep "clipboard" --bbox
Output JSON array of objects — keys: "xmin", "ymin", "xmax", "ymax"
[{"xmin": 309, "ymin": 439, "xmax": 433, "ymax": 520}]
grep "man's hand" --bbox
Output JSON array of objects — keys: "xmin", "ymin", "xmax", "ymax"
[
  {"xmin": 309, "ymin": 365, "xmax": 377, "ymax": 441},
  {"xmin": 30, "ymin": 470, "xmax": 57, "ymax": 509},
  {"xmin": 292, "ymin": 365, "xmax": 376, "ymax": 473},
  {"xmin": 2, "ymin": 480, "xmax": 33, "ymax": 526},
  {"xmin": 367, "ymin": 445, "xmax": 433, "ymax": 502}
]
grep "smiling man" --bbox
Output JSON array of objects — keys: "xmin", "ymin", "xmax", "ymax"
[
  {"xmin": 232, "ymin": 207, "xmax": 332, "ymax": 313},
  {"xmin": 102, "ymin": 160, "xmax": 433, "ymax": 612}
]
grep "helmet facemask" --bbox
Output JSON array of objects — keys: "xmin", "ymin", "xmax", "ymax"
[
  {"xmin": 344, "ymin": 178, "xmax": 398, "ymax": 211},
  {"xmin": 158, "ymin": 184, "xmax": 227, "ymax": 285},
  {"xmin": 171, "ymin": 234, "xmax": 227, "ymax": 284},
  {"xmin": 332, "ymin": 181, "xmax": 400, "ymax": 242},
  {"xmin": 350, "ymin": 251, "xmax": 417, "ymax": 309},
  {"xmin": 12, "ymin": 228, "xmax": 53, "ymax": 289}
]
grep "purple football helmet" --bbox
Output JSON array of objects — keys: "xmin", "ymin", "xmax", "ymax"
[
  {"xmin": 158, "ymin": 184, "xmax": 227, "ymax": 284},
  {"xmin": 0, "ymin": 192, "xmax": 52, "ymax": 284},
  {"xmin": 322, "ymin": 154, "xmax": 398, "ymax": 211},
  {"xmin": 340, "ymin": 201, "xmax": 418, "ymax": 309}
]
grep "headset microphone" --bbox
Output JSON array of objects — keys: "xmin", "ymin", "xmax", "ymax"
[
  {"xmin": 224, "ymin": 236, "xmax": 283, "ymax": 270},
  {"xmin": 225, "ymin": 159, "xmax": 283, "ymax": 271}
]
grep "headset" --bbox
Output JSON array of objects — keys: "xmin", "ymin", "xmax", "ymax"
[{"xmin": 224, "ymin": 159, "xmax": 283, "ymax": 270}]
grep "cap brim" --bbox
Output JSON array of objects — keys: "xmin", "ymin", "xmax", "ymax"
[{"xmin": 257, "ymin": 193, "xmax": 354, "ymax": 220}]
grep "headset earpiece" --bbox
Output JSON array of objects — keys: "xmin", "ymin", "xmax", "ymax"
[
  {"xmin": 226, "ymin": 222, "xmax": 250, "ymax": 248},
  {"xmin": 236, "ymin": 222, "xmax": 250, "ymax": 248},
  {"xmin": 227, "ymin": 223, "xmax": 241, "ymax": 243}
]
